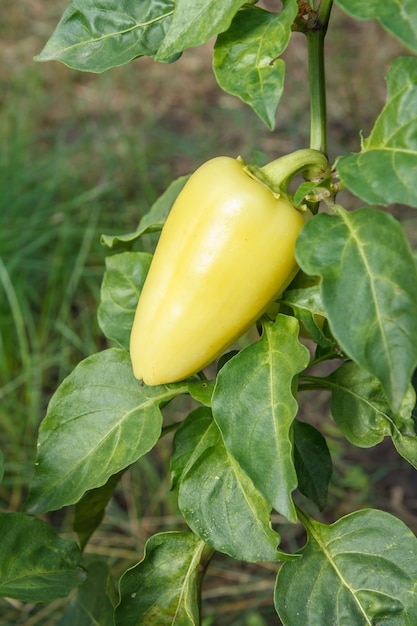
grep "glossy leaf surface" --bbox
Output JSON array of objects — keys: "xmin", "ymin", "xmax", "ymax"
[
  {"xmin": 337, "ymin": 57, "xmax": 417, "ymax": 208},
  {"xmin": 35, "ymin": 0, "xmax": 176, "ymax": 72},
  {"xmin": 276, "ymin": 509, "xmax": 417, "ymax": 625},
  {"xmin": 116, "ymin": 532, "xmax": 211, "ymax": 625},
  {"xmin": 0, "ymin": 513, "xmax": 85, "ymax": 603},
  {"xmin": 325, "ymin": 361, "xmax": 417, "ymax": 467},
  {"xmin": 335, "ymin": 0, "xmax": 417, "ymax": 53},
  {"xmin": 213, "ymin": 2, "xmax": 298, "ymax": 129},
  {"xmin": 156, "ymin": 0, "xmax": 247, "ymax": 61},
  {"xmin": 25, "ymin": 349, "xmax": 186, "ymax": 513},
  {"xmin": 174, "ymin": 409, "xmax": 288, "ymax": 562},
  {"xmin": 296, "ymin": 207, "xmax": 417, "ymax": 412},
  {"xmin": 212, "ymin": 315, "xmax": 310, "ymax": 522}
]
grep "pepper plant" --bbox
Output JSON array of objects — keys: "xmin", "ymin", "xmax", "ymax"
[{"xmin": 2, "ymin": 1, "xmax": 417, "ymax": 624}]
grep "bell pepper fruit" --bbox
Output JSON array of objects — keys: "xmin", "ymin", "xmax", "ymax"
[{"xmin": 130, "ymin": 154, "xmax": 327, "ymax": 385}]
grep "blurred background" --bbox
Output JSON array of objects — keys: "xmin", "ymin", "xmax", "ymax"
[{"xmin": 1, "ymin": 1, "xmax": 416, "ymax": 624}]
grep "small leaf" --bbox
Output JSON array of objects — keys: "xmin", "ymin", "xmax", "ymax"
[
  {"xmin": 116, "ymin": 532, "xmax": 212, "ymax": 626},
  {"xmin": 327, "ymin": 361, "xmax": 416, "ymax": 445},
  {"xmin": 186, "ymin": 380, "xmax": 215, "ymax": 407},
  {"xmin": 281, "ymin": 285, "xmax": 332, "ymax": 348},
  {"xmin": 335, "ymin": 0, "xmax": 417, "ymax": 54},
  {"xmin": 0, "ymin": 513, "xmax": 85, "ymax": 603},
  {"xmin": 101, "ymin": 175, "xmax": 189, "ymax": 250},
  {"xmin": 325, "ymin": 361, "xmax": 417, "ymax": 467},
  {"xmin": 293, "ymin": 420, "xmax": 332, "ymax": 511},
  {"xmin": 57, "ymin": 560, "xmax": 115, "ymax": 626},
  {"xmin": 156, "ymin": 0, "xmax": 247, "ymax": 61},
  {"xmin": 296, "ymin": 207, "xmax": 417, "ymax": 412},
  {"xmin": 212, "ymin": 315, "xmax": 310, "ymax": 522},
  {"xmin": 275, "ymin": 508, "xmax": 417, "ymax": 625},
  {"xmin": 98, "ymin": 251, "xmax": 151, "ymax": 350},
  {"xmin": 25, "ymin": 349, "xmax": 187, "ymax": 513},
  {"xmin": 337, "ymin": 57, "xmax": 417, "ymax": 208},
  {"xmin": 213, "ymin": 2, "xmax": 298, "ymax": 129},
  {"xmin": 35, "ymin": 0, "xmax": 176, "ymax": 72},
  {"xmin": 74, "ymin": 470, "xmax": 125, "ymax": 550}
]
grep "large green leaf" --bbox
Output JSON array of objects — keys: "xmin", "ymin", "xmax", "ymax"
[
  {"xmin": 155, "ymin": 0, "xmax": 247, "ymax": 61},
  {"xmin": 213, "ymin": 2, "xmax": 298, "ymax": 129},
  {"xmin": 58, "ymin": 561, "xmax": 115, "ymax": 626},
  {"xmin": 212, "ymin": 315, "xmax": 310, "ymax": 522},
  {"xmin": 335, "ymin": 0, "xmax": 417, "ymax": 53},
  {"xmin": 275, "ymin": 508, "xmax": 417, "ymax": 625},
  {"xmin": 25, "ymin": 349, "xmax": 187, "ymax": 514},
  {"xmin": 98, "ymin": 252, "xmax": 152, "ymax": 350},
  {"xmin": 35, "ymin": 0, "xmax": 177, "ymax": 72},
  {"xmin": 174, "ymin": 408, "xmax": 289, "ymax": 562},
  {"xmin": 325, "ymin": 361, "xmax": 417, "ymax": 466},
  {"xmin": 116, "ymin": 532, "xmax": 212, "ymax": 625},
  {"xmin": 0, "ymin": 513, "xmax": 85, "ymax": 603},
  {"xmin": 296, "ymin": 207, "xmax": 417, "ymax": 412},
  {"xmin": 337, "ymin": 57, "xmax": 417, "ymax": 208}
]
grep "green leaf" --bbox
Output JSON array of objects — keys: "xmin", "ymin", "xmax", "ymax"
[
  {"xmin": 335, "ymin": 0, "xmax": 417, "ymax": 54},
  {"xmin": 296, "ymin": 207, "xmax": 417, "ymax": 412},
  {"xmin": 57, "ymin": 560, "xmax": 115, "ymax": 626},
  {"xmin": 173, "ymin": 407, "xmax": 290, "ymax": 562},
  {"xmin": 156, "ymin": 0, "xmax": 248, "ymax": 61},
  {"xmin": 178, "ymin": 439, "xmax": 288, "ymax": 563},
  {"xmin": 275, "ymin": 508, "xmax": 417, "ymax": 625},
  {"xmin": 0, "ymin": 450, "xmax": 3, "ymax": 483},
  {"xmin": 98, "ymin": 252, "xmax": 152, "ymax": 350},
  {"xmin": 213, "ymin": 2, "xmax": 298, "ymax": 129},
  {"xmin": 137, "ymin": 174, "xmax": 189, "ymax": 233},
  {"xmin": 281, "ymin": 284, "xmax": 332, "ymax": 348},
  {"xmin": 186, "ymin": 380, "xmax": 215, "ymax": 407},
  {"xmin": 35, "ymin": 0, "xmax": 176, "ymax": 72},
  {"xmin": 74, "ymin": 470, "xmax": 126, "ymax": 550},
  {"xmin": 293, "ymin": 420, "xmax": 332, "ymax": 511},
  {"xmin": 212, "ymin": 315, "xmax": 310, "ymax": 522},
  {"xmin": 0, "ymin": 513, "xmax": 85, "ymax": 603},
  {"xmin": 101, "ymin": 175, "xmax": 189, "ymax": 250},
  {"xmin": 116, "ymin": 532, "xmax": 212, "ymax": 625},
  {"xmin": 324, "ymin": 361, "xmax": 417, "ymax": 466},
  {"xmin": 171, "ymin": 407, "xmax": 221, "ymax": 490},
  {"xmin": 337, "ymin": 57, "xmax": 417, "ymax": 208},
  {"xmin": 25, "ymin": 349, "xmax": 187, "ymax": 514}
]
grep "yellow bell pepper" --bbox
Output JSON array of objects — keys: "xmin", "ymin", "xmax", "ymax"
[{"xmin": 130, "ymin": 156, "xmax": 313, "ymax": 385}]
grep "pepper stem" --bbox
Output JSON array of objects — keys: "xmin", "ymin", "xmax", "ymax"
[{"xmin": 260, "ymin": 149, "xmax": 330, "ymax": 193}]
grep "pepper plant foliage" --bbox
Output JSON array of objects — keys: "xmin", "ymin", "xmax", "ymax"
[{"xmin": 3, "ymin": 0, "xmax": 417, "ymax": 623}]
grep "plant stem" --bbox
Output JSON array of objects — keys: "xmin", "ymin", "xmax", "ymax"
[
  {"xmin": 306, "ymin": 0, "xmax": 333, "ymax": 155},
  {"xmin": 260, "ymin": 148, "xmax": 330, "ymax": 190}
]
